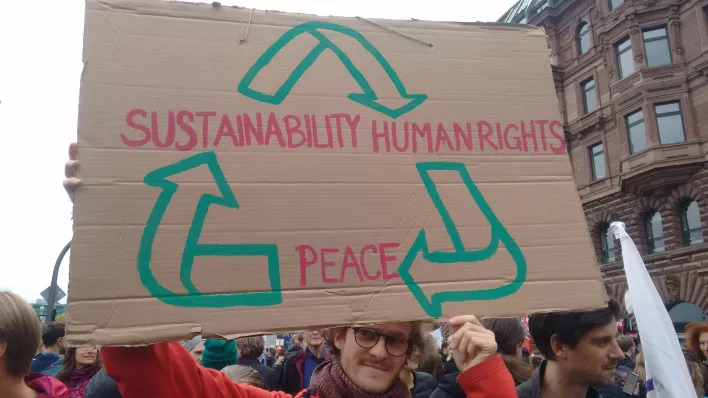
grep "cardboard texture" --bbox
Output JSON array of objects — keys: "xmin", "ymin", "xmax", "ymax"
[{"xmin": 68, "ymin": 0, "xmax": 608, "ymax": 346}]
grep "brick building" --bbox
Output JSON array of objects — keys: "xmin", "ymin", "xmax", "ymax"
[{"xmin": 500, "ymin": 0, "xmax": 708, "ymax": 332}]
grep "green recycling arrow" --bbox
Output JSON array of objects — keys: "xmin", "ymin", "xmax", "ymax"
[
  {"xmin": 398, "ymin": 162, "xmax": 527, "ymax": 318},
  {"xmin": 238, "ymin": 21, "xmax": 428, "ymax": 119},
  {"xmin": 137, "ymin": 151, "xmax": 282, "ymax": 308}
]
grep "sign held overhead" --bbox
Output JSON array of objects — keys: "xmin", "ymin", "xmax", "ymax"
[{"xmin": 67, "ymin": 0, "xmax": 607, "ymax": 346}]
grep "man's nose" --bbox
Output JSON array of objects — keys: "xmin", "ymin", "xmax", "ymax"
[
  {"xmin": 609, "ymin": 341, "xmax": 625, "ymax": 359},
  {"xmin": 369, "ymin": 336, "xmax": 388, "ymax": 359}
]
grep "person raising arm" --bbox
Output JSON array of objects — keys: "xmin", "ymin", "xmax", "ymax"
[{"xmin": 64, "ymin": 143, "xmax": 516, "ymax": 398}]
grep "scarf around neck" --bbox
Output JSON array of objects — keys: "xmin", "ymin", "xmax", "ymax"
[
  {"xmin": 308, "ymin": 356, "xmax": 410, "ymax": 398},
  {"xmin": 65, "ymin": 365, "xmax": 100, "ymax": 398}
]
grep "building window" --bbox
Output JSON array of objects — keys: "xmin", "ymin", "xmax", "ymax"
[
  {"xmin": 645, "ymin": 211, "xmax": 665, "ymax": 254},
  {"xmin": 655, "ymin": 101, "xmax": 686, "ymax": 145},
  {"xmin": 643, "ymin": 27, "xmax": 672, "ymax": 67},
  {"xmin": 600, "ymin": 226, "xmax": 616, "ymax": 263},
  {"xmin": 608, "ymin": 0, "xmax": 623, "ymax": 10},
  {"xmin": 577, "ymin": 24, "xmax": 591, "ymax": 55},
  {"xmin": 615, "ymin": 38, "xmax": 634, "ymax": 79},
  {"xmin": 681, "ymin": 200, "xmax": 703, "ymax": 246},
  {"xmin": 589, "ymin": 143, "xmax": 606, "ymax": 180},
  {"xmin": 625, "ymin": 109, "xmax": 647, "ymax": 154},
  {"xmin": 581, "ymin": 78, "xmax": 597, "ymax": 114}
]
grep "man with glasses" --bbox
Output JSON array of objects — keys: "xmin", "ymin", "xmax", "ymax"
[{"xmin": 99, "ymin": 316, "xmax": 517, "ymax": 397}]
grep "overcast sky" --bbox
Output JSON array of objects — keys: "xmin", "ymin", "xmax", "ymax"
[{"xmin": 0, "ymin": 0, "xmax": 518, "ymax": 303}]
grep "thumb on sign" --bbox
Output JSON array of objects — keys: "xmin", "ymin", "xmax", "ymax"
[{"xmin": 448, "ymin": 315, "xmax": 498, "ymax": 372}]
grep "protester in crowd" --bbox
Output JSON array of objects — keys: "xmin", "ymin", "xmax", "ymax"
[
  {"xmin": 516, "ymin": 301, "xmax": 626, "ymax": 398},
  {"xmin": 684, "ymin": 349, "xmax": 708, "ymax": 397},
  {"xmin": 417, "ymin": 342, "xmax": 444, "ymax": 382},
  {"xmin": 442, "ymin": 339, "xmax": 458, "ymax": 376},
  {"xmin": 440, "ymin": 340, "xmax": 450, "ymax": 363},
  {"xmin": 183, "ymin": 336, "xmax": 205, "ymax": 364},
  {"xmin": 31, "ymin": 321, "xmax": 66, "ymax": 373},
  {"xmin": 84, "ymin": 369, "xmax": 121, "ymax": 398},
  {"xmin": 616, "ymin": 335, "xmax": 636, "ymax": 369},
  {"xmin": 237, "ymin": 336, "xmax": 279, "ymax": 390},
  {"xmin": 98, "ymin": 315, "xmax": 516, "ymax": 397},
  {"xmin": 287, "ymin": 333, "xmax": 304, "ymax": 354},
  {"xmin": 398, "ymin": 347, "xmax": 437, "ymax": 398},
  {"xmin": 222, "ymin": 365, "xmax": 266, "ymax": 388},
  {"xmin": 201, "ymin": 340, "xmax": 239, "ymax": 371},
  {"xmin": 276, "ymin": 330, "xmax": 326, "ymax": 394},
  {"xmin": 55, "ymin": 346, "xmax": 102, "ymax": 397},
  {"xmin": 686, "ymin": 322, "xmax": 708, "ymax": 364},
  {"xmin": 482, "ymin": 318, "xmax": 532, "ymax": 385},
  {"xmin": 274, "ymin": 347, "xmax": 287, "ymax": 367},
  {"xmin": 0, "ymin": 291, "xmax": 69, "ymax": 397},
  {"xmin": 634, "ymin": 351, "xmax": 645, "ymax": 381},
  {"xmin": 266, "ymin": 346, "xmax": 277, "ymax": 368}
]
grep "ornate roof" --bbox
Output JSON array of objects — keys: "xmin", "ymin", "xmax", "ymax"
[{"xmin": 498, "ymin": 0, "xmax": 567, "ymax": 23}]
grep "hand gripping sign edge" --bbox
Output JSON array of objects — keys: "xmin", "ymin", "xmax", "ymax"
[
  {"xmin": 237, "ymin": 21, "xmax": 428, "ymax": 119},
  {"xmin": 398, "ymin": 162, "xmax": 528, "ymax": 318},
  {"xmin": 137, "ymin": 151, "xmax": 282, "ymax": 308}
]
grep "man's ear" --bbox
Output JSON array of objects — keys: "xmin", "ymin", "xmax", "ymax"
[
  {"xmin": 550, "ymin": 335, "xmax": 569, "ymax": 360},
  {"xmin": 0, "ymin": 341, "xmax": 6, "ymax": 359},
  {"xmin": 57, "ymin": 336, "xmax": 64, "ymax": 348},
  {"xmin": 334, "ymin": 329, "xmax": 346, "ymax": 350}
]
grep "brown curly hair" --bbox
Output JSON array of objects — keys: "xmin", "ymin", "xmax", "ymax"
[
  {"xmin": 324, "ymin": 321, "xmax": 425, "ymax": 358},
  {"xmin": 685, "ymin": 322, "xmax": 708, "ymax": 360}
]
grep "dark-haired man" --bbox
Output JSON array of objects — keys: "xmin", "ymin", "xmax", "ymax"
[
  {"xmin": 30, "ymin": 321, "xmax": 65, "ymax": 373},
  {"xmin": 517, "ymin": 301, "xmax": 625, "ymax": 398},
  {"xmin": 237, "ymin": 336, "xmax": 279, "ymax": 390}
]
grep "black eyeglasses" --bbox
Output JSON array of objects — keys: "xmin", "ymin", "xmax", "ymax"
[{"xmin": 351, "ymin": 328, "xmax": 410, "ymax": 357}]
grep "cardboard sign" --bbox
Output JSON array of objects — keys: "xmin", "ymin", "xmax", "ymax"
[{"xmin": 67, "ymin": 0, "xmax": 608, "ymax": 346}]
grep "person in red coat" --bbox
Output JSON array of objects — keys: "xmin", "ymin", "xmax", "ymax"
[
  {"xmin": 100, "ymin": 315, "xmax": 516, "ymax": 398},
  {"xmin": 0, "ymin": 291, "xmax": 69, "ymax": 398}
]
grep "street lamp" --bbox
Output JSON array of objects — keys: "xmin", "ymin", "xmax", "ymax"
[{"xmin": 46, "ymin": 241, "xmax": 71, "ymax": 323}]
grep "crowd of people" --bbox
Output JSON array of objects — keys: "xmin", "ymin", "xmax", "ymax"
[
  {"xmin": 6, "ymin": 284, "xmax": 708, "ymax": 398},
  {"xmin": 2, "ymin": 145, "xmax": 708, "ymax": 397}
]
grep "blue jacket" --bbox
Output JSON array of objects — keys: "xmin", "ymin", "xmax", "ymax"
[{"xmin": 30, "ymin": 353, "xmax": 60, "ymax": 373}]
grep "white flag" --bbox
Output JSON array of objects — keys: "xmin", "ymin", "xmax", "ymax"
[{"xmin": 611, "ymin": 222, "xmax": 694, "ymax": 397}]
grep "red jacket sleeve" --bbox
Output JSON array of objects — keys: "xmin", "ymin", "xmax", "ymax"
[
  {"xmin": 101, "ymin": 342, "xmax": 298, "ymax": 398},
  {"xmin": 457, "ymin": 355, "xmax": 516, "ymax": 398}
]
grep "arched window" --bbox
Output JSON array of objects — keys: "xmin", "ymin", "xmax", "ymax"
[
  {"xmin": 645, "ymin": 211, "xmax": 664, "ymax": 254},
  {"xmin": 600, "ymin": 225, "xmax": 616, "ymax": 263},
  {"xmin": 577, "ymin": 23, "xmax": 591, "ymax": 55},
  {"xmin": 681, "ymin": 200, "xmax": 703, "ymax": 246},
  {"xmin": 668, "ymin": 302, "xmax": 705, "ymax": 334}
]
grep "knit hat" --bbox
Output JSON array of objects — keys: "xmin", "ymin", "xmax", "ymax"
[
  {"xmin": 182, "ymin": 335, "xmax": 203, "ymax": 352},
  {"xmin": 201, "ymin": 339, "xmax": 238, "ymax": 371}
]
